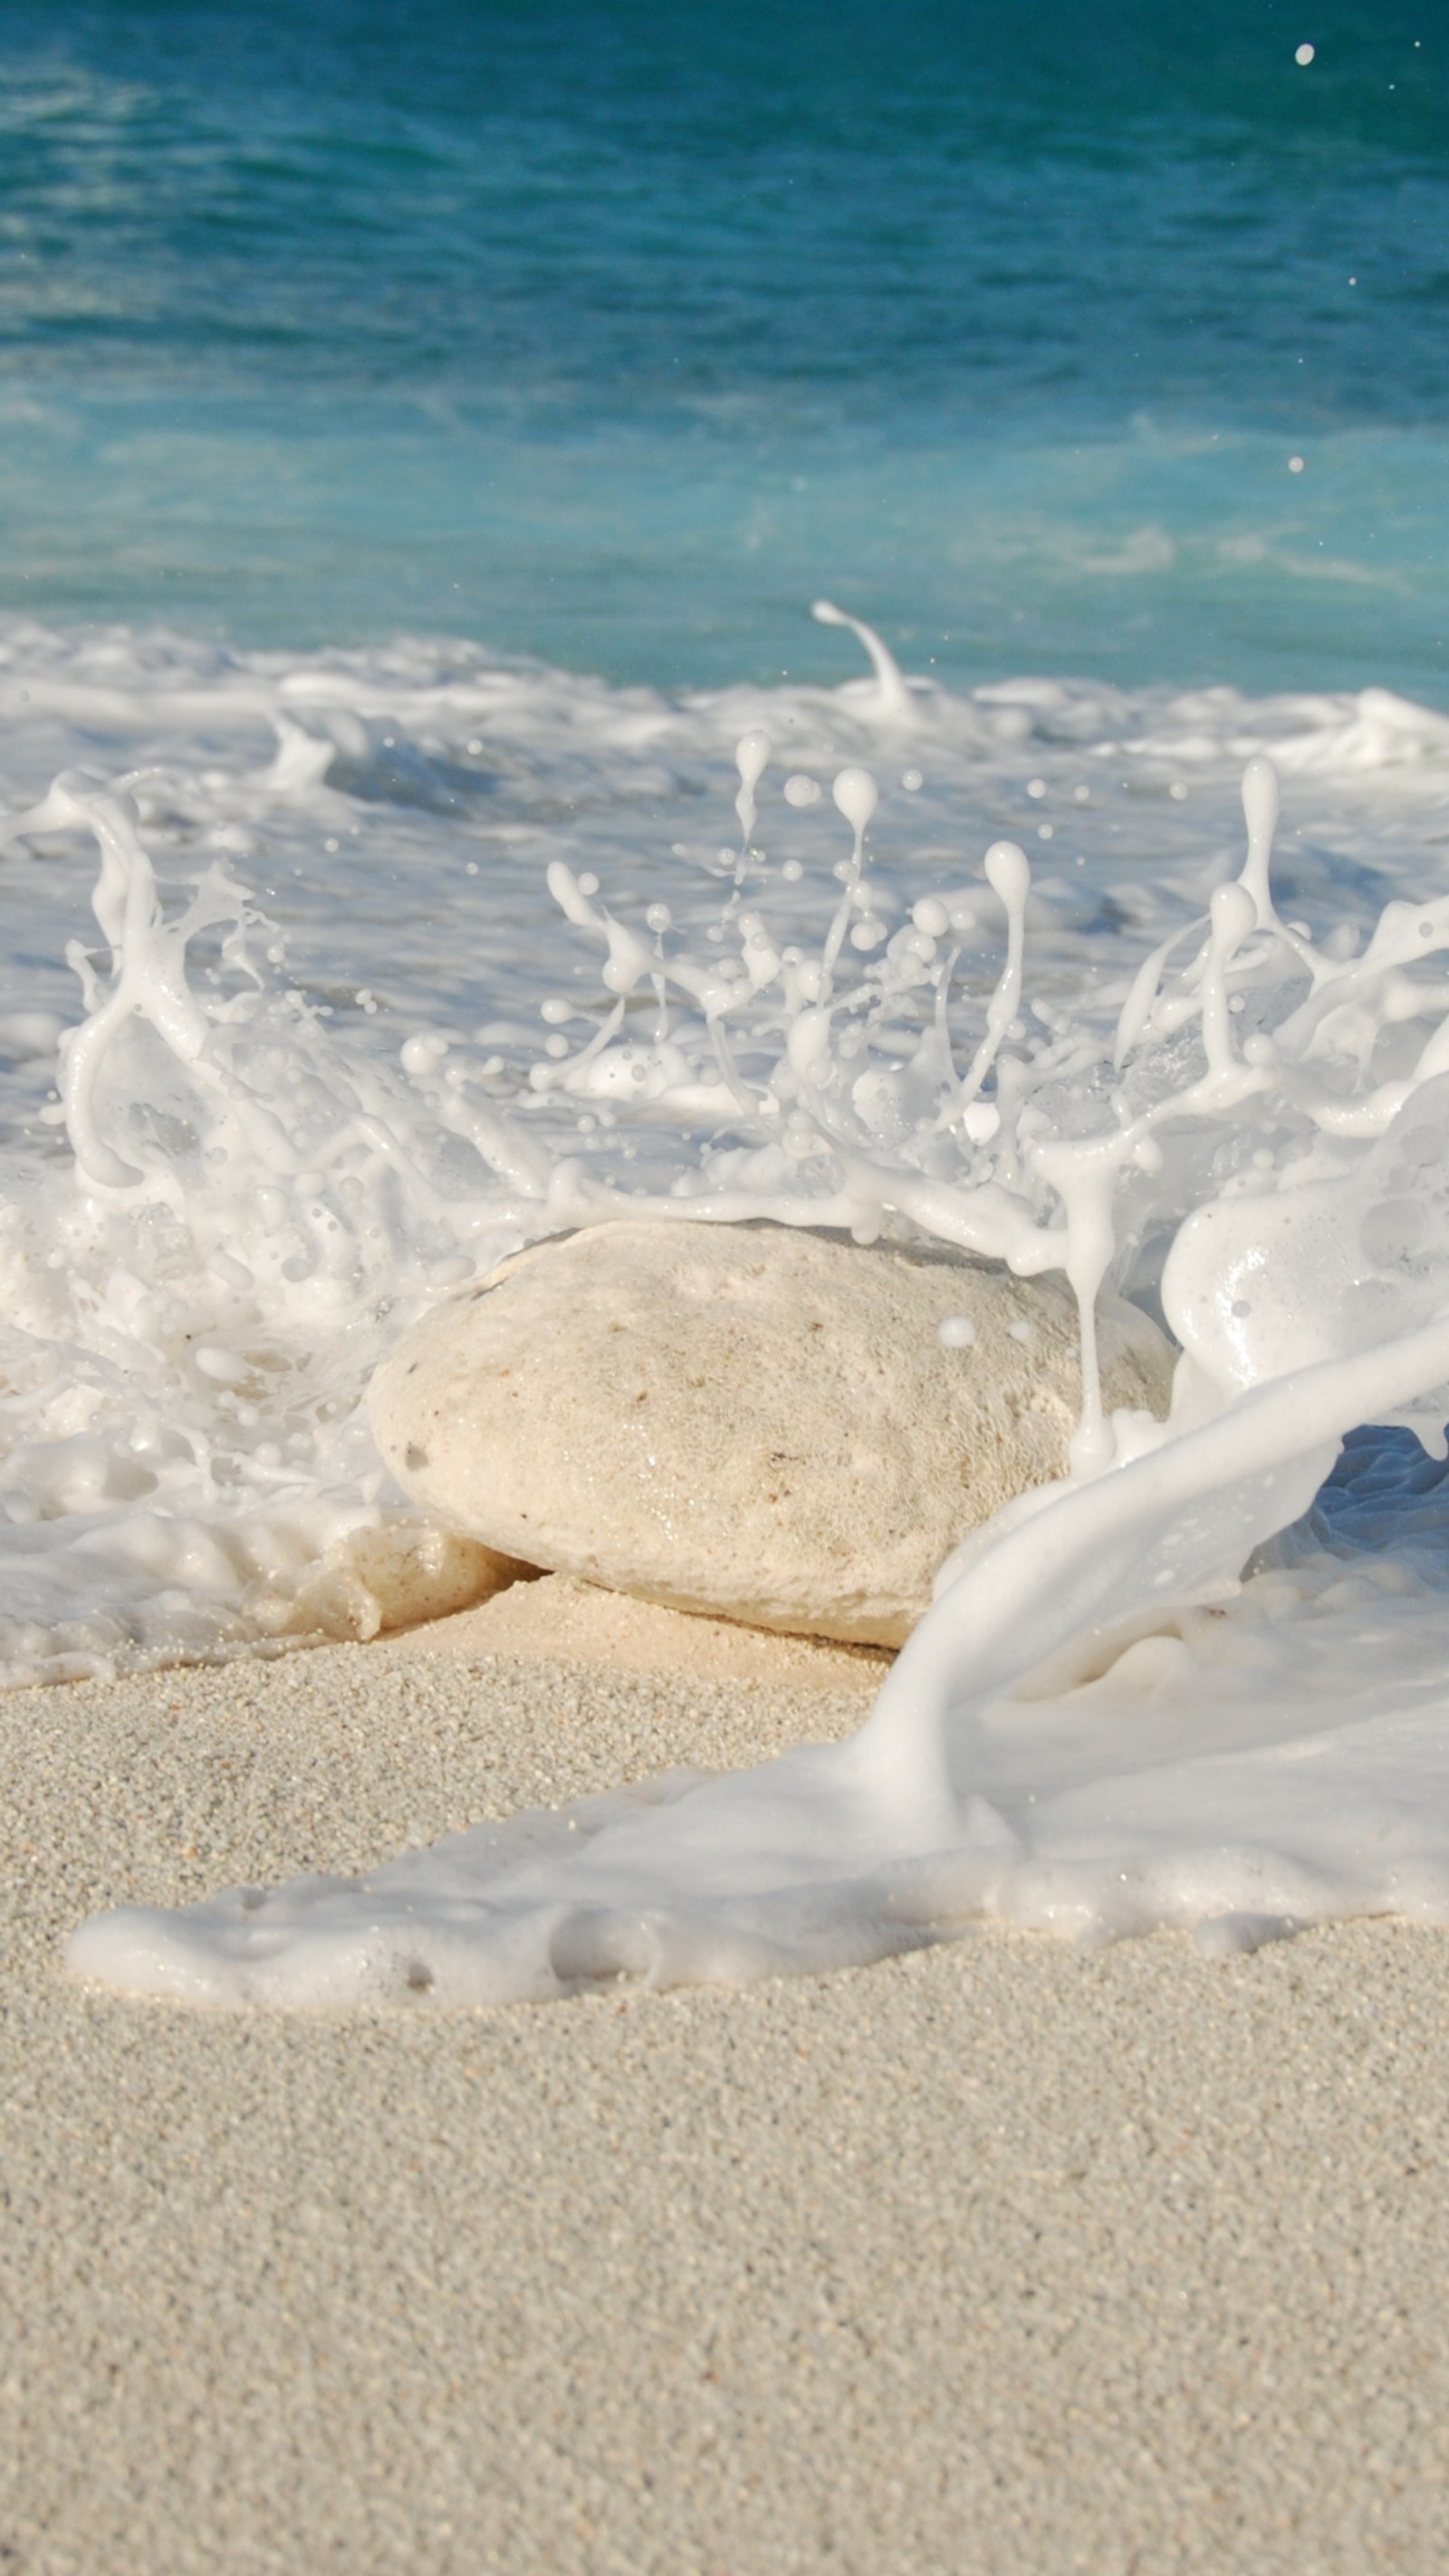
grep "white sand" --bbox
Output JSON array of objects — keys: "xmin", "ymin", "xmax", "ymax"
[
  {"xmin": 3, "ymin": 1621, "xmax": 1449, "ymax": 2574},
  {"xmin": 390, "ymin": 1568, "xmax": 896, "ymax": 1687}
]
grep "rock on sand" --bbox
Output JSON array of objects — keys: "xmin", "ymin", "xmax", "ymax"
[{"xmin": 369, "ymin": 1221, "xmax": 1174, "ymax": 1648}]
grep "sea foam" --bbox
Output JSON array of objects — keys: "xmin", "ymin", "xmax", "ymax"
[{"xmin": 5, "ymin": 610, "xmax": 1449, "ymax": 1995}]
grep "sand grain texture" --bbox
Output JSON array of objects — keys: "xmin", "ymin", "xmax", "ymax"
[
  {"xmin": 2, "ymin": 1635, "xmax": 1448, "ymax": 2575},
  {"xmin": 389, "ymin": 1568, "xmax": 895, "ymax": 1686}
]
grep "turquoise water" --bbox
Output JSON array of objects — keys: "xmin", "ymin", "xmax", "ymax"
[{"xmin": 1, "ymin": 0, "xmax": 1446, "ymax": 691}]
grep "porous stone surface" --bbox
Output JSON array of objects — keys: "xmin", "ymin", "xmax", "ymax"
[{"xmin": 369, "ymin": 1221, "xmax": 1174, "ymax": 1646}]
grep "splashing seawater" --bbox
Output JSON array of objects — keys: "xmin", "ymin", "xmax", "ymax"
[
  {"xmin": 0, "ymin": 774, "xmax": 559, "ymax": 1677},
  {"xmin": 33, "ymin": 650, "xmax": 1449, "ymax": 2000}
]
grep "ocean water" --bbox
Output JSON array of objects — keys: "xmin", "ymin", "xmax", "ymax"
[
  {"xmin": 9, "ymin": 0, "xmax": 1449, "ymax": 1994},
  {"xmin": 0, "ymin": 0, "xmax": 1446, "ymax": 691}
]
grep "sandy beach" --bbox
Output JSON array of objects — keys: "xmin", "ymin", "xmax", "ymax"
[{"xmin": 1, "ymin": 1595, "xmax": 1446, "ymax": 2576}]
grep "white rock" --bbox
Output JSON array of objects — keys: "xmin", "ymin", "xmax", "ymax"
[{"xmin": 369, "ymin": 1222, "xmax": 1174, "ymax": 1648}]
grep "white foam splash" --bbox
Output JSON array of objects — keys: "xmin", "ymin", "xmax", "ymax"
[{"xmin": 45, "ymin": 621, "xmax": 1449, "ymax": 1998}]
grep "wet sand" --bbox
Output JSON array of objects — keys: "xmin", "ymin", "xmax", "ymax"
[{"xmin": 3, "ymin": 1608, "xmax": 1448, "ymax": 2575}]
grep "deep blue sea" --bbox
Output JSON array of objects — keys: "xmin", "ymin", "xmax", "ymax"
[{"xmin": 0, "ymin": 0, "xmax": 1445, "ymax": 693}]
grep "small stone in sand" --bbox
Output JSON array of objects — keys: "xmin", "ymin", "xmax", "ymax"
[{"xmin": 254, "ymin": 1522, "xmax": 533, "ymax": 1643}]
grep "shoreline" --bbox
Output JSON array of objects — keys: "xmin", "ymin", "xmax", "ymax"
[{"xmin": 3, "ymin": 1620, "xmax": 1448, "ymax": 2571}]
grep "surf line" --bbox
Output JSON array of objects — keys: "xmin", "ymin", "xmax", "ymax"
[{"xmin": 64, "ymin": 741, "xmax": 1449, "ymax": 2004}]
